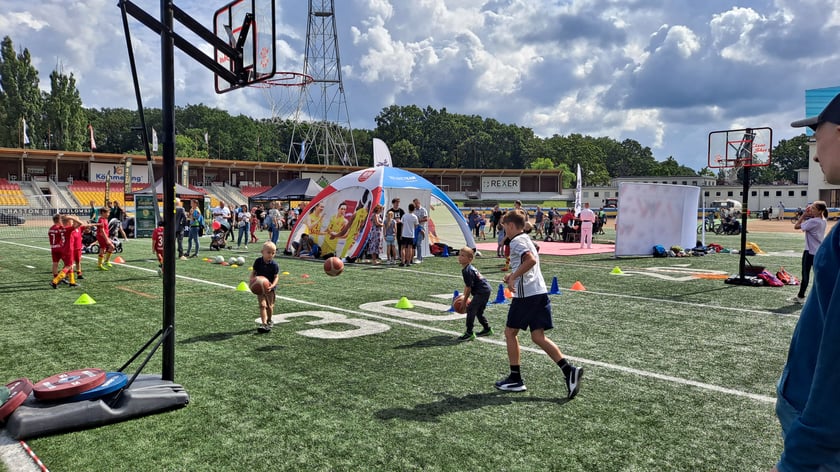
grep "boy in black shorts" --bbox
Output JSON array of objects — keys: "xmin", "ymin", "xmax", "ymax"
[
  {"xmin": 496, "ymin": 209, "xmax": 583, "ymax": 398},
  {"xmin": 456, "ymin": 247, "xmax": 493, "ymax": 340}
]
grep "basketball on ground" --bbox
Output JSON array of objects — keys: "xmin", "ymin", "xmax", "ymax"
[
  {"xmin": 453, "ymin": 294, "xmax": 468, "ymax": 314},
  {"xmin": 324, "ymin": 257, "xmax": 344, "ymax": 276},
  {"xmin": 250, "ymin": 276, "xmax": 270, "ymax": 295}
]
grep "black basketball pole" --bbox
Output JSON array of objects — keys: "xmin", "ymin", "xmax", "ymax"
[{"xmin": 160, "ymin": 0, "xmax": 177, "ymax": 382}]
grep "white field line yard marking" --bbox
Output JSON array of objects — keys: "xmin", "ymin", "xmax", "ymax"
[{"xmin": 5, "ymin": 241, "xmax": 778, "ymax": 403}]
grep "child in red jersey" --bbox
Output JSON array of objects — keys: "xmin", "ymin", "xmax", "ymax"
[
  {"xmin": 152, "ymin": 220, "xmax": 164, "ymax": 276},
  {"xmin": 67, "ymin": 215, "xmax": 89, "ymax": 280},
  {"xmin": 48, "ymin": 214, "xmax": 64, "ymax": 280},
  {"xmin": 50, "ymin": 215, "xmax": 77, "ymax": 288},
  {"xmin": 96, "ymin": 207, "xmax": 116, "ymax": 270}
]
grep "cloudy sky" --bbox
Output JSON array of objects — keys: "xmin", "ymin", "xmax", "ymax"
[{"xmin": 3, "ymin": 0, "xmax": 838, "ymax": 171}]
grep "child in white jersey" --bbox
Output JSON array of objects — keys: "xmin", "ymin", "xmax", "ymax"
[{"xmin": 495, "ymin": 209, "xmax": 583, "ymax": 398}]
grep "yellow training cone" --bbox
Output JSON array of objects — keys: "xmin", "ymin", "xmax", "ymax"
[
  {"xmin": 611, "ymin": 266, "xmax": 624, "ymax": 275},
  {"xmin": 570, "ymin": 281, "xmax": 586, "ymax": 291},
  {"xmin": 74, "ymin": 293, "xmax": 96, "ymax": 305},
  {"xmin": 282, "ymin": 271, "xmax": 290, "ymax": 276},
  {"xmin": 236, "ymin": 281, "xmax": 249, "ymax": 292},
  {"xmin": 395, "ymin": 297, "xmax": 414, "ymax": 309}
]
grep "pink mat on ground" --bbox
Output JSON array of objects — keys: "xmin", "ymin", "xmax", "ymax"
[{"xmin": 475, "ymin": 241, "xmax": 614, "ymax": 256}]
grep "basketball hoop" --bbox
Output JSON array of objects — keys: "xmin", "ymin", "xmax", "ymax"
[
  {"xmin": 251, "ymin": 71, "xmax": 313, "ymax": 123},
  {"xmin": 248, "ymin": 71, "xmax": 314, "ymax": 88}
]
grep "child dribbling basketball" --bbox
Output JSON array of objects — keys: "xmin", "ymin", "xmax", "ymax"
[
  {"xmin": 456, "ymin": 247, "xmax": 493, "ymax": 341},
  {"xmin": 251, "ymin": 241, "xmax": 280, "ymax": 333}
]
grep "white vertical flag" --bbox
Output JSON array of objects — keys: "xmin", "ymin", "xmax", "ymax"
[
  {"xmin": 152, "ymin": 128, "xmax": 158, "ymax": 152},
  {"xmin": 22, "ymin": 119, "xmax": 30, "ymax": 145},
  {"xmin": 299, "ymin": 140, "xmax": 306, "ymax": 163},
  {"xmin": 204, "ymin": 132, "xmax": 209, "ymax": 146},
  {"xmin": 574, "ymin": 164, "xmax": 582, "ymax": 216},
  {"xmin": 88, "ymin": 124, "xmax": 97, "ymax": 151}
]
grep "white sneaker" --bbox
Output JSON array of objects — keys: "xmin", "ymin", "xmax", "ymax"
[{"xmin": 787, "ymin": 296, "xmax": 805, "ymax": 304}]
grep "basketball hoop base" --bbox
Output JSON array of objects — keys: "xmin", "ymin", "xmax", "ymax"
[
  {"xmin": 5, "ymin": 374, "xmax": 189, "ymax": 440},
  {"xmin": 724, "ymin": 275, "xmax": 763, "ymax": 287}
]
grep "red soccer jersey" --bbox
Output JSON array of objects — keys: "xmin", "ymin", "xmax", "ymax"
[
  {"xmin": 70, "ymin": 226, "xmax": 83, "ymax": 252},
  {"xmin": 48, "ymin": 224, "xmax": 64, "ymax": 251},
  {"xmin": 97, "ymin": 216, "xmax": 110, "ymax": 240},
  {"xmin": 152, "ymin": 226, "xmax": 164, "ymax": 254}
]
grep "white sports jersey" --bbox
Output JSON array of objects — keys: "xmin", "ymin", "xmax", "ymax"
[{"xmin": 508, "ymin": 233, "xmax": 547, "ymax": 297}]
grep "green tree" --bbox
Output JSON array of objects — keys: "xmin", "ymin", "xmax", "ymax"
[
  {"xmin": 43, "ymin": 68, "xmax": 85, "ymax": 151},
  {"xmin": 528, "ymin": 157, "xmax": 555, "ymax": 169},
  {"xmin": 0, "ymin": 36, "xmax": 42, "ymax": 147},
  {"xmin": 771, "ymin": 135, "xmax": 809, "ymax": 183}
]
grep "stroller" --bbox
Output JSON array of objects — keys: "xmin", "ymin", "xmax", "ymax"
[
  {"xmin": 81, "ymin": 225, "xmax": 124, "ymax": 254},
  {"xmin": 209, "ymin": 220, "xmax": 230, "ymax": 251}
]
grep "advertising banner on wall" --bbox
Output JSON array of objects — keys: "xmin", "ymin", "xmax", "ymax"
[
  {"xmin": 481, "ymin": 177, "xmax": 520, "ymax": 193},
  {"xmin": 90, "ymin": 162, "xmax": 150, "ymax": 184}
]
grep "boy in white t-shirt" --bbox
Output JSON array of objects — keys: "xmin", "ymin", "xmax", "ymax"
[{"xmin": 496, "ymin": 209, "xmax": 583, "ymax": 398}]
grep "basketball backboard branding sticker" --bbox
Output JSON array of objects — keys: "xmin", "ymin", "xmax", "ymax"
[
  {"xmin": 707, "ymin": 127, "xmax": 772, "ymax": 168},
  {"xmin": 214, "ymin": 0, "xmax": 276, "ymax": 93}
]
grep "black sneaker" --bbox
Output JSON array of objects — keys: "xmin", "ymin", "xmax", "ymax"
[
  {"xmin": 476, "ymin": 327, "xmax": 494, "ymax": 337},
  {"xmin": 76, "ymin": 273, "xmax": 85, "ymax": 280},
  {"xmin": 50, "ymin": 281, "xmax": 57, "ymax": 289},
  {"xmin": 257, "ymin": 324, "xmax": 271, "ymax": 334},
  {"xmin": 495, "ymin": 375, "xmax": 526, "ymax": 392},
  {"xmin": 565, "ymin": 365, "xmax": 584, "ymax": 399},
  {"xmin": 457, "ymin": 332, "xmax": 475, "ymax": 341},
  {"xmin": 60, "ymin": 278, "xmax": 69, "ymax": 285}
]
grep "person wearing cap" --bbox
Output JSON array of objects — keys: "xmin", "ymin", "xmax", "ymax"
[{"xmin": 773, "ymin": 93, "xmax": 840, "ymax": 472}]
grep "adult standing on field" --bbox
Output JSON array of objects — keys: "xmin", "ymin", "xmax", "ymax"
[
  {"xmin": 773, "ymin": 93, "xmax": 840, "ymax": 472},
  {"xmin": 788, "ymin": 201, "xmax": 827, "ymax": 305},
  {"xmin": 175, "ymin": 198, "xmax": 188, "ymax": 259}
]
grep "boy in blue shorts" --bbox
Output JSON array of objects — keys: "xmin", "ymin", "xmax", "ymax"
[
  {"xmin": 496, "ymin": 209, "xmax": 583, "ymax": 398},
  {"xmin": 456, "ymin": 247, "xmax": 493, "ymax": 341}
]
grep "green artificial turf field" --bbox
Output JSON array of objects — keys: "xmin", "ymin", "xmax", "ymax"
[{"xmin": 0, "ymin": 227, "xmax": 805, "ymax": 471}]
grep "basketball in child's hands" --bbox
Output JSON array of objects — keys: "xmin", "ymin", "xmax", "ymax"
[
  {"xmin": 324, "ymin": 257, "xmax": 344, "ymax": 277},
  {"xmin": 452, "ymin": 295, "xmax": 468, "ymax": 314},
  {"xmin": 250, "ymin": 276, "xmax": 270, "ymax": 295}
]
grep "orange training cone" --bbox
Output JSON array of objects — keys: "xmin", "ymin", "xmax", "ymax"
[
  {"xmin": 570, "ymin": 281, "xmax": 586, "ymax": 291},
  {"xmin": 112, "ymin": 256, "xmax": 126, "ymax": 264}
]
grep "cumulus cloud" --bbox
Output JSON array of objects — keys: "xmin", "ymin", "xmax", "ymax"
[{"xmin": 2, "ymin": 0, "xmax": 836, "ymax": 170}]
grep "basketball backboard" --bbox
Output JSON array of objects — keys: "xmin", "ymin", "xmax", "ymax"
[
  {"xmin": 214, "ymin": 0, "xmax": 276, "ymax": 93},
  {"xmin": 707, "ymin": 127, "xmax": 772, "ymax": 168}
]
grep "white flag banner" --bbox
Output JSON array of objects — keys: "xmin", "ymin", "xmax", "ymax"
[
  {"xmin": 204, "ymin": 132, "xmax": 209, "ymax": 146},
  {"xmin": 299, "ymin": 140, "xmax": 306, "ymax": 163},
  {"xmin": 88, "ymin": 124, "xmax": 97, "ymax": 151},
  {"xmin": 574, "ymin": 164, "xmax": 582, "ymax": 216},
  {"xmin": 372, "ymin": 138, "xmax": 393, "ymax": 167},
  {"xmin": 152, "ymin": 128, "xmax": 158, "ymax": 152},
  {"xmin": 22, "ymin": 119, "xmax": 30, "ymax": 145}
]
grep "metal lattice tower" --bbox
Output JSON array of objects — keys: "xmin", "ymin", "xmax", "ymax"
[{"xmin": 287, "ymin": 0, "xmax": 357, "ymax": 166}]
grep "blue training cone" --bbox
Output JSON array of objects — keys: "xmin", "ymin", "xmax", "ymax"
[
  {"xmin": 447, "ymin": 290, "xmax": 460, "ymax": 312},
  {"xmin": 492, "ymin": 283, "xmax": 507, "ymax": 304},
  {"xmin": 442, "ymin": 245, "xmax": 450, "ymax": 257},
  {"xmin": 549, "ymin": 276, "xmax": 561, "ymax": 295}
]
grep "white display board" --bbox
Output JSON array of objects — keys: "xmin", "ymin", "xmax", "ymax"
[{"xmin": 615, "ymin": 183, "xmax": 701, "ymax": 257}]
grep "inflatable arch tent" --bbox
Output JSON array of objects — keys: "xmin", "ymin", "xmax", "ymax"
[{"xmin": 286, "ymin": 167, "xmax": 476, "ymax": 259}]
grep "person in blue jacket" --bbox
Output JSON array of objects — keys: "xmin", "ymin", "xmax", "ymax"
[{"xmin": 774, "ymin": 93, "xmax": 840, "ymax": 471}]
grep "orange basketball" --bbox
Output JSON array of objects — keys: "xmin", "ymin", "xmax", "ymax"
[
  {"xmin": 324, "ymin": 257, "xmax": 344, "ymax": 276},
  {"xmin": 250, "ymin": 276, "xmax": 270, "ymax": 295},
  {"xmin": 452, "ymin": 294, "xmax": 468, "ymax": 314}
]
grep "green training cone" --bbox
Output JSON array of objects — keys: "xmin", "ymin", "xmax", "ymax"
[
  {"xmin": 236, "ymin": 281, "xmax": 249, "ymax": 292},
  {"xmin": 611, "ymin": 266, "xmax": 624, "ymax": 275},
  {"xmin": 74, "ymin": 293, "xmax": 96, "ymax": 305},
  {"xmin": 395, "ymin": 296, "xmax": 414, "ymax": 309}
]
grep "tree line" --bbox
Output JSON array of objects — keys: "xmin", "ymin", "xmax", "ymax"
[{"xmin": 0, "ymin": 36, "xmax": 809, "ymax": 185}]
